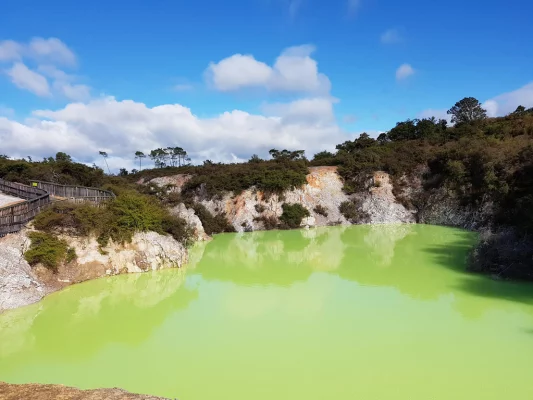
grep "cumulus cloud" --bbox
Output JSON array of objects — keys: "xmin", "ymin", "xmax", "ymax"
[
  {"xmin": 206, "ymin": 45, "xmax": 331, "ymax": 94},
  {"xmin": 482, "ymin": 81, "xmax": 533, "ymax": 117},
  {"xmin": 1, "ymin": 97, "xmax": 345, "ymax": 170},
  {"xmin": 395, "ymin": 63, "xmax": 414, "ymax": 81},
  {"xmin": 28, "ymin": 37, "xmax": 76, "ymax": 66},
  {"xmin": 1, "ymin": 39, "xmax": 89, "ymax": 100},
  {"xmin": 381, "ymin": 29, "xmax": 402, "ymax": 44},
  {"xmin": 6, "ymin": 63, "xmax": 50, "ymax": 96},
  {"xmin": 0, "ymin": 40, "xmax": 23, "ymax": 61}
]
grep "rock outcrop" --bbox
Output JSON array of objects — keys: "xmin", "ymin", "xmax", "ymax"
[
  {"xmin": 0, "ymin": 231, "xmax": 188, "ymax": 314},
  {"xmin": 0, "ymin": 381, "xmax": 169, "ymax": 399},
  {"xmin": 0, "ymin": 233, "xmax": 48, "ymax": 313},
  {"xmin": 155, "ymin": 166, "xmax": 415, "ymax": 232},
  {"xmin": 359, "ymin": 171, "xmax": 416, "ymax": 224}
]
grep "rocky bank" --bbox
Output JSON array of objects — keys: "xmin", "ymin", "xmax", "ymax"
[
  {"xmin": 0, "ymin": 381, "xmax": 169, "ymax": 399},
  {"xmin": 151, "ymin": 166, "xmax": 415, "ymax": 232},
  {"xmin": 0, "ymin": 230, "xmax": 188, "ymax": 314}
]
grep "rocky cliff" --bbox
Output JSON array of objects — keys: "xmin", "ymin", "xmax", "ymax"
[
  {"xmin": 0, "ymin": 230, "xmax": 188, "ymax": 313},
  {"xmin": 151, "ymin": 166, "xmax": 415, "ymax": 232}
]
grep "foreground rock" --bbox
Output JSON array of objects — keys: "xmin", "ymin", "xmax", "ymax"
[
  {"xmin": 0, "ymin": 231, "xmax": 188, "ymax": 314},
  {"xmin": 0, "ymin": 381, "xmax": 169, "ymax": 399}
]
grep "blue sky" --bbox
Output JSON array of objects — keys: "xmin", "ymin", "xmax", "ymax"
[{"xmin": 1, "ymin": 0, "xmax": 532, "ymax": 169}]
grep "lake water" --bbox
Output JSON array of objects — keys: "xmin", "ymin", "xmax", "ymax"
[{"xmin": 1, "ymin": 225, "xmax": 533, "ymax": 399}]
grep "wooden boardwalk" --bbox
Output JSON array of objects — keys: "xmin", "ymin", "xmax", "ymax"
[{"xmin": 0, "ymin": 179, "xmax": 115, "ymax": 237}]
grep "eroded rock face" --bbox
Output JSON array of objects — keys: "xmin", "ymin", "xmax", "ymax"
[
  {"xmin": 169, "ymin": 203, "xmax": 210, "ymax": 241},
  {"xmin": 360, "ymin": 171, "xmax": 416, "ymax": 224},
  {"xmin": 0, "ymin": 231, "xmax": 188, "ymax": 313},
  {"xmin": 152, "ymin": 167, "xmax": 415, "ymax": 232},
  {"xmin": 0, "ymin": 381, "xmax": 169, "ymax": 399},
  {"xmin": 0, "ymin": 233, "xmax": 48, "ymax": 313}
]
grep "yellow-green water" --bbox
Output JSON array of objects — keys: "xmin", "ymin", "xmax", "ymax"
[{"xmin": 1, "ymin": 225, "xmax": 533, "ymax": 399}]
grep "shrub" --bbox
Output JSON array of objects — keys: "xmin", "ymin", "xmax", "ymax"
[
  {"xmin": 32, "ymin": 190, "xmax": 193, "ymax": 247},
  {"xmin": 255, "ymin": 204, "xmax": 266, "ymax": 213},
  {"xmin": 313, "ymin": 204, "xmax": 328, "ymax": 217},
  {"xmin": 339, "ymin": 201, "xmax": 359, "ymax": 222},
  {"xmin": 279, "ymin": 203, "xmax": 310, "ymax": 229},
  {"xmin": 253, "ymin": 215, "xmax": 278, "ymax": 230},
  {"xmin": 191, "ymin": 203, "xmax": 235, "ymax": 235},
  {"xmin": 24, "ymin": 232, "xmax": 74, "ymax": 271}
]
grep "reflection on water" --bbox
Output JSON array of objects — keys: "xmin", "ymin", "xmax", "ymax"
[{"xmin": 0, "ymin": 225, "xmax": 533, "ymax": 400}]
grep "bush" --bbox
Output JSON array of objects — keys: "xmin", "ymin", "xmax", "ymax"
[
  {"xmin": 190, "ymin": 202, "xmax": 235, "ymax": 235},
  {"xmin": 24, "ymin": 232, "xmax": 75, "ymax": 271},
  {"xmin": 255, "ymin": 204, "xmax": 266, "ymax": 213},
  {"xmin": 32, "ymin": 190, "xmax": 193, "ymax": 247},
  {"xmin": 253, "ymin": 215, "xmax": 278, "ymax": 230},
  {"xmin": 279, "ymin": 203, "xmax": 310, "ymax": 229},
  {"xmin": 313, "ymin": 204, "xmax": 328, "ymax": 217},
  {"xmin": 339, "ymin": 201, "xmax": 359, "ymax": 222}
]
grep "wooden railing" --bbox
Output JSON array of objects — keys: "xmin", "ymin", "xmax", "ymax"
[
  {"xmin": 31, "ymin": 181, "xmax": 115, "ymax": 203},
  {"xmin": 0, "ymin": 180, "xmax": 115, "ymax": 237},
  {"xmin": 0, "ymin": 179, "xmax": 50, "ymax": 236}
]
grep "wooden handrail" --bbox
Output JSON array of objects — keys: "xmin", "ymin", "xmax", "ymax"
[{"xmin": 0, "ymin": 179, "xmax": 115, "ymax": 237}]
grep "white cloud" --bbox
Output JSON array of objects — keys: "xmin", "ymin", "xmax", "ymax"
[
  {"xmin": 6, "ymin": 63, "xmax": 50, "ymax": 96},
  {"xmin": 381, "ymin": 29, "xmax": 402, "ymax": 44},
  {"xmin": 28, "ymin": 37, "xmax": 76, "ymax": 66},
  {"xmin": 206, "ymin": 45, "xmax": 331, "ymax": 94},
  {"xmin": 0, "ymin": 40, "xmax": 23, "ymax": 61},
  {"xmin": 38, "ymin": 65, "xmax": 91, "ymax": 101},
  {"xmin": 55, "ymin": 82, "xmax": 91, "ymax": 101},
  {"xmin": 395, "ymin": 63, "xmax": 414, "ymax": 81},
  {"xmin": 482, "ymin": 81, "xmax": 533, "ymax": 117},
  {"xmin": 0, "ymin": 97, "xmax": 345, "ymax": 170}
]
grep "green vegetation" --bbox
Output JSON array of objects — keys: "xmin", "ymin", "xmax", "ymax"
[
  {"xmin": 311, "ymin": 100, "xmax": 533, "ymax": 279},
  {"xmin": 24, "ymin": 232, "xmax": 75, "ymax": 271},
  {"xmin": 188, "ymin": 203, "xmax": 235, "ymax": 235},
  {"xmin": 33, "ymin": 190, "xmax": 193, "ymax": 249},
  {"xmin": 339, "ymin": 201, "xmax": 359, "ymax": 222},
  {"xmin": 313, "ymin": 204, "xmax": 328, "ymax": 217},
  {"xmin": 279, "ymin": 203, "xmax": 310, "ymax": 229}
]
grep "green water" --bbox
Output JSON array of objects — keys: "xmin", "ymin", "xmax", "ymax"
[{"xmin": 1, "ymin": 225, "xmax": 533, "ymax": 399}]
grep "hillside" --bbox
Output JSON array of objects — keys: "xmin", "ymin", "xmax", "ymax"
[{"xmin": 1, "ymin": 101, "xmax": 532, "ymax": 281}]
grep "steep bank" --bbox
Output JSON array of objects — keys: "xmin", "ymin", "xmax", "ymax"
[
  {"xmin": 0, "ymin": 381, "xmax": 169, "ymax": 399},
  {"xmin": 0, "ymin": 230, "xmax": 187, "ymax": 313},
  {"xmin": 150, "ymin": 166, "xmax": 415, "ymax": 232}
]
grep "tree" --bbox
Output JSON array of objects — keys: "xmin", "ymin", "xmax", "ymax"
[
  {"xmin": 99, "ymin": 151, "xmax": 111, "ymax": 174},
  {"xmin": 55, "ymin": 152, "xmax": 72, "ymax": 163},
  {"xmin": 447, "ymin": 97, "xmax": 487, "ymax": 124},
  {"xmin": 118, "ymin": 168, "xmax": 129, "ymax": 176},
  {"xmin": 510, "ymin": 105, "xmax": 526, "ymax": 116},
  {"xmin": 135, "ymin": 151, "xmax": 146, "ymax": 171},
  {"xmin": 150, "ymin": 148, "xmax": 169, "ymax": 168},
  {"xmin": 377, "ymin": 133, "xmax": 389, "ymax": 144},
  {"xmin": 269, "ymin": 149, "xmax": 306, "ymax": 161},
  {"xmin": 248, "ymin": 154, "xmax": 262, "ymax": 163}
]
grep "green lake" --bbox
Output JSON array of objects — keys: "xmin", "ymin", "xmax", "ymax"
[{"xmin": 1, "ymin": 225, "xmax": 533, "ymax": 399}]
